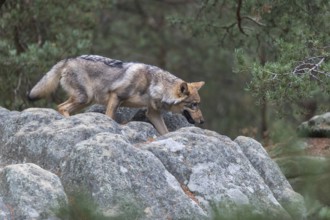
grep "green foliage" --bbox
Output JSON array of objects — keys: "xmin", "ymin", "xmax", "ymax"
[
  {"xmin": 176, "ymin": 0, "xmax": 330, "ymax": 125},
  {"xmin": 235, "ymin": 41, "xmax": 329, "ymax": 115},
  {"xmin": 319, "ymin": 206, "xmax": 330, "ymax": 219},
  {"xmin": 267, "ymin": 120, "xmax": 330, "ymax": 220},
  {"xmin": 234, "ymin": 1, "xmax": 330, "ymax": 115},
  {"xmin": 56, "ymin": 190, "xmax": 143, "ymax": 220},
  {"xmin": 0, "ymin": 0, "xmax": 101, "ymax": 110},
  {"xmin": 56, "ymin": 191, "xmax": 110, "ymax": 220},
  {"xmin": 211, "ymin": 203, "xmax": 278, "ymax": 220}
]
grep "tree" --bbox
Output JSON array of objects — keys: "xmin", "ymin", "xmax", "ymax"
[
  {"xmin": 173, "ymin": 0, "xmax": 330, "ymax": 138},
  {"xmin": 0, "ymin": 0, "xmax": 100, "ymax": 109}
]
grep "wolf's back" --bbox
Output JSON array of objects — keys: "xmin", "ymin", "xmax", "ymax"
[{"xmin": 28, "ymin": 60, "xmax": 66, "ymax": 101}]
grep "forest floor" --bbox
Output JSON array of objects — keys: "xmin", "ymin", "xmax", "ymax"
[{"xmin": 304, "ymin": 138, "xmax": 330, "ymax": 157}]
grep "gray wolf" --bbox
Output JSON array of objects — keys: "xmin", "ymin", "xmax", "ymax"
[{"xmin": 28, "ymin": 55, "xmax": 205, "ymax": 135}]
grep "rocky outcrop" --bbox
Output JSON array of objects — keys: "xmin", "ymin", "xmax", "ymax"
[
  {"xmin": 235, "ymin": 137, "xmax": 306, "ymax": 220},
  {"xmin": 0, "ymin": 106, "xmax": 306, "ymax": 219},
  {"xmin": 298, "ymin": 112, "xmax": 330, "ymax": 137},
  {"xmin": 270, "ymin": 112, "xmax": 330, "ymax": 219},
  {"xmin": 0, "ymin": 163, "xmax": 67, "ymax": 219},
  {"xmin": 86, "ymin": 104, "xmax": 192, "ymax": 132}
]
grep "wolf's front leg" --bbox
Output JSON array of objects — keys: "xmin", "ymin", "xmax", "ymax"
[
  {"xmin": 105, "ymin": 93, "xmax": 121, "ymax": 119},
  {"xmin": 146, "ymin": 107, "xmax": 168, "ymax": 135}
]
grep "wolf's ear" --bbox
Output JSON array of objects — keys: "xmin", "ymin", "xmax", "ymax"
[
  {"xmin": 192, "ymin": 81, "xmax": 205, "ymax": 90},
  {"xmin": 179, "ymin": 82, "xmax": 189, "ymax": 96}
]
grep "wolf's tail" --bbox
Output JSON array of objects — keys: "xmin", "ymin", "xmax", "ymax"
[{"xmin": 28, "ymin": 60, "xmax": 66, "ymax": 101}]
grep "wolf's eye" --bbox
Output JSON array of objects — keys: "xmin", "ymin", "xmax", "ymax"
[{"xmin": 190, "ymin": 103, "xmax": 198, "ymax": 109}]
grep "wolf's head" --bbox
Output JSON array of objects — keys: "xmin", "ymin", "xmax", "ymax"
[{"xmin": 171, "ymin": 81, "xmax": 205, "ymax": 125}]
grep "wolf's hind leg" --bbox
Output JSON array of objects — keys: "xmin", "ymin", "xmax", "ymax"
[
  {"xmin": 146, "ymin": 107, "xmax": 168, "ymax": 135},
  {"xmin": 58, "ymin": 97, "xmax": 73, "ymax": 116},
  {"xmin": 105, "ymin": 93, "xmax": 121, "ymax": 119},
  {"xmin": 58, "ymin": 96, "xmax": 88, "ymax": 117}
]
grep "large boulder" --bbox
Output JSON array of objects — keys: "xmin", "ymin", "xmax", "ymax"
[
  {"xmin": 86, "ymin": 104, "xmax": 193, "ymax": 132},
  {"xmin": 235, "ymin": 136, "xmax": 306, "ymax": 220},
  {"xmin": 0, "ymin": 106, "xmax": 306, "ymax": 219},
  {"xmin": 61, "ymin": 133, "xmax": 206, "ymax": 219},
  {"xmin": 143, "ymin": 129, "xmax": 305, "ymax": 219},
  {"xmin": 0, "ymin": 163, "xmax": 67, "ymax": 220},
  {"xmin": 298, "ymin": 112, "xmax": 330, "ymax": 137}
]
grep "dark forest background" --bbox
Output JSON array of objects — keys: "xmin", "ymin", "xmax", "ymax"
[{"xmin": 0, "ymin": 0, "xmax": 329, "ymax": 141}]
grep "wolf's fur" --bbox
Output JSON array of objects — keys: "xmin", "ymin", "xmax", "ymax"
[{"xmin": 28, "ymin": 55, "xmax": 205, "ymax": 135}]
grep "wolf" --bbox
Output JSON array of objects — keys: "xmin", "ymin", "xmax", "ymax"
[{"xmin": 28, "ymin": 55, "xmax": 205, "ymax": 135}]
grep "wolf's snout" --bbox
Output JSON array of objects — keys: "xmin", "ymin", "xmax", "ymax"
[{"xmin": 183, "ymin": 109, "xmax": 205, "ymax": 125}]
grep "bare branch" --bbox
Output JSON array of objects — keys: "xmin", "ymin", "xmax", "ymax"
[
  {"xmin": 310, "ymin": 57, "xmax": 324, "ymax": 73},
  {"xmin": 195, "ymin": 0, "xmax": 208, "ymax": 20},
  {"xmin": 236, "ymin": 0, "xmax": 248, "ymax": 36},
  {"xmin": 293, "ymin": 56, "xmax": 330, "ymax": 80},
  {"xmin": 221, "ymin": 22, "xmax": 237, "ymax": 31},
  {"xmin": 155, "ymin": 0, "xmax": 195, "ymax": 4},
  {"xmin": 241, "ymin": 16, "xmax": 266, "ymax": 27}
]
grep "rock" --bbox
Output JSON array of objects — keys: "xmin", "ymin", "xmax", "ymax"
[
  {"xmin": 84, "ymin": 104, "xmax": 106, "ymax": 114},
  {"xmin": 121, "ymin": 121, "xmax": 158, "ymax": 144},
  {"xmin": 0, "ymin": 197, "xmax": 12, "ymax": 220},
  {"xmin": 235, "ymin": 136, "xmax": 307, "ymax": 220},
  {"xmin": 85, "ymin": 104, "xmax": 139, "ymax": 124},
  {"xmin": 86, "ymin": 104, "xmax": 193, "ymax": 132},
  {"xmin": 0, "ymin": 106, "xmax": 306, "ymax": 219},
  {"xmin": 130, "ymin": 109, "xmax": 193, "ymax": 132},
  {"xmin": 61, "ymin": 133, "xmax": 207, "ymax": 219},
  {"xmin": 0, "ymin": 163, "xmax": 67, "ymax": 220},
  {"xmin": 298, "ymin": 112, "xmax": 330, "ymax": 137},
  {"xmin": 0, "ymin": 109, "xmax": 122, "ymax": 173},
  {"xmin": 142, "ymin": 128, "xmax": 296, "ymax": 219},
  {"xmin": 163, "ymin": 111, "xmax": 193, "ymax": 131}
]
